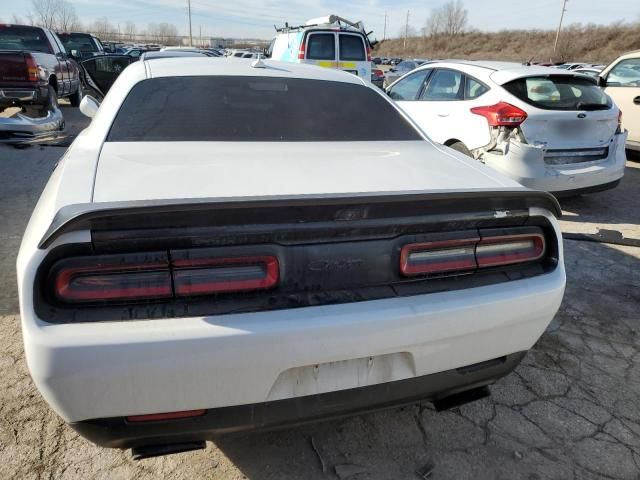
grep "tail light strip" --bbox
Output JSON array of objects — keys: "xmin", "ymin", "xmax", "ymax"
[
  {"xmin": 53, "ymin": 255, "xmax": 280, "ymax": 304},
  {"xmin": 400, "ymin": 232, "xmax": 545, "ymax": 277}
]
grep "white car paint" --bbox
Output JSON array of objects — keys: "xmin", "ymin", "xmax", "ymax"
[
  {"xmin": 388, "ymin": 60, "xmax": 627, "ymax": 194},
  {"xmin": 18, "ymin": 59, "xmax": 565, "ymax": 432}
]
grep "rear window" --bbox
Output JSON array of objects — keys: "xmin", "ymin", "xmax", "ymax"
[
  {"xmin": 107, "ymin": 76, "xmax": 422, "ymax": 142},
  {"xmin": 0, "ymin": 26, "xmax": 51, "ymax": 53},
  {"xmin": 57, "ymin": 33, "xmax": 99, "ymax": 53},
  {"xmin": 503, "ymin": 76, "xmax": 611, "ymax": 110},
  {"xmin": 339, "ymin": 34, "xmax": 365, "ymax": 61},
  {"xmin": 306, "ymin": 33, "xmax": 335, "ymax": 60}
]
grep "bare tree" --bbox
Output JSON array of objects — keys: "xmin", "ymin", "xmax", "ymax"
[
  {"xmin": 11, "ymin": 14, "xmax": 24, "ymax": 24},
  {"xmin": 29, "ymin": 0, "xmax": 57, "ymax": 29},
  {"xmin": 91, "ymin": 17, "xmax": 115, "ymax": 40},
  {"xmin": 423, "ymin": 0, "xmax": 468, "ymax": 37},
  {"xmin": 28, "ymin": 0, "xmax": 81, "ymax": 31},
  {"xmin": 56, "ymin": 0, "xmax": 81, "ymax": 31},
  {"xmin": 124, "ymin": 21, "xmax": 137, "ymax": 41}
]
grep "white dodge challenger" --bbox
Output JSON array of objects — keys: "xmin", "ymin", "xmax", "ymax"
[{"xmin": 17, "ymin": 58, "xmax": 566, "ymax": 459}]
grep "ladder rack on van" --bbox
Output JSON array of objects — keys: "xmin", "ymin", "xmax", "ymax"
[{"xmin": 274, "ymin": 14, "xmax": 376, "ymax": 46}]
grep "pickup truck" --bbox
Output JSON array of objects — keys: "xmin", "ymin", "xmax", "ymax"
[{"xmin": 0, "ymin": 24, "xmax": 82, "ymax": 110}]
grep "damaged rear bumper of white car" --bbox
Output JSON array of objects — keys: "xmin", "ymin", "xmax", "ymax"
[{"xmin": 481, "ymin": 131, "xmax": 628, "ymax": 196}]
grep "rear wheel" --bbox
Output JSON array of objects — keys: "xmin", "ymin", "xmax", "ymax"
[
  {"xmin": 447, "ymin": 141, "xmax": 472, "ymax": 157},
  {"xmin": 38, "ymin": 85, "xmax": 58, "ymax": 116},
  {"xmin": 69, "ymin": 85, "xmax": 82, "ymax": 107}
]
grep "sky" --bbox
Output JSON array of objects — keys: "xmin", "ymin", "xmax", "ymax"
[{"xmin": 2, "ymin": 0, "xmax": 639, "ymax": 40}]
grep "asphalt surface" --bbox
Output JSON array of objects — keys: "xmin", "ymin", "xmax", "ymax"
[{"xmin": 0, "ymin": 104, "xmax": 639, "ymax": 479}]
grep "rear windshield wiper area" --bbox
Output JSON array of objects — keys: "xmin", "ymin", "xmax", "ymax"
[{"xmin": 575, "ymin": 102, "xmax": 610, "ymax": 111}]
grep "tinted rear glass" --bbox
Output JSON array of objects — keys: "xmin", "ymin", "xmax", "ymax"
[
  {"xmin": 339, "ymin": 35, "xmax": 365, "ymax": 61},
  {"xmin": 58, "ymin": 33, "xmax": 99, "ymax": 52},
  {"xmin": 0, "ymin": 26, "xmax": 51, "ymax": 53},
  {"xmin": 306, "ymin": 33, "xmax": 335, "ymax": 60},
  {"xmin": 107, "ymin": 76, "xmax": 422, "ymax": 142},
  {"xmin": 503, "ymin": 76, "xmax": 611, "ymax": 110}
]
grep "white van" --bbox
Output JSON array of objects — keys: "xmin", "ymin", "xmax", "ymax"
[{"xmin": 267, "ymin": 15, "xmax": 373, "ymax": 79}]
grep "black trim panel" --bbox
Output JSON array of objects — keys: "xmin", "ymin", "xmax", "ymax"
[
  {"xmin": 39, "ymin": 189, "xmax": 561, "ymax": 249},
  {"xmin": 70, "ymin": 351, "xmax": 527, "ymax": 449}
]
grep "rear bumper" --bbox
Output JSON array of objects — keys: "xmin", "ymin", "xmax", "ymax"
[
  {"xmin": 481, "ymin": 132, "xmax": 627, "ymax": 193},
  {"xmin": 70, "ymin": 351, "xmax": 526, "ymax": 449},
  {"xmin": 0, "ymin": 105, "xmax": 64, "ymax": 144},
  {"xmin": 0, "ymin": 86, "xmax": 48, "ymax": 107}
]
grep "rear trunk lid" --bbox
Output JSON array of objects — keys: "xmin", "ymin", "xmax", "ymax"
[
  {"xmin": 494, "ymin": 71, "xmax": 618, "ymax": 150},
  {"xmin": 92, "ymin": 141, "xmax": 520, "ymax": 203}
]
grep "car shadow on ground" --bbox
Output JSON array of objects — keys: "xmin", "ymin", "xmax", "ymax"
[
  {"xmin": 558, "ymin": 159, "xmax": 640, "ymax": 240},
  {"xmin": 209, "ymin": 240, "xmax": 640, "ymax": 480}
]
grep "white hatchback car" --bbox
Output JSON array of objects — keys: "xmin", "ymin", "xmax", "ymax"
[
  {"xmin": 387, "ymin": 61, "xmax": 628, "ymax": 195},
  {"xmin": 18, "ymin": 58, "xmax": 565, "ymax": 458}
]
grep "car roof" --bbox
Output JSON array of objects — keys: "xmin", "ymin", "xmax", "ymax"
[
  {"xmin": 144, "ymin": 58, "xmax": 366, "ymax": 85},
  {"xmin": 414, "ymin": 60, "xmax": 579, "ymax": 85}
]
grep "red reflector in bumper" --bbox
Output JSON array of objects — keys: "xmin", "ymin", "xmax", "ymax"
[{"xmin": 126, "ymin": 409, "xmax": 207, "ymax": 423}]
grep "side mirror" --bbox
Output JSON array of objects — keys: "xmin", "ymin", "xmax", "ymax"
[
  {"xmin": 597, "ymin": 76, "xmax": 607, "ymax": 88},
  {"xmin": 79, "ymin": 95, "xmax": 100, "ymax": 118},
  {"xmin": 70, "ymin": 49, "xmax": 80, "ymax": 59}
]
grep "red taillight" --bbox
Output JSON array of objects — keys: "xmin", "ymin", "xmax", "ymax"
[
  {"xmin": 298, "ymin": 40, "xmax": 306, "ymax": 59},
  {"xmin": 471, "ymin": 102, "xmax": 528, "ymax": 127},
  {"xmin": 400, "ymin": 232, "xmax": 545, "ymax": 277},
  {"xmin": 25, "ymin": 53, "xmax": 39, "ymax": 82},
  {"xmin": 400, "ymin": 237, "xmax": 478, "ymax": 276},
  {"xmin": 373, "ymin": 69, "xmax": 384, "ymax": 78},
  {"xmin": 476, "ymin": 234, "xmax": 545, "ymax": 268},
  {"xmin": 126, "ymin": 409, "xmax": 206, "ymax": 423},
  {"xmin": 173, "ymin": 255, "xmax": 279, "ymax": 296},
  {"xmin": 54, "ymin": 255, "xmax": 172, "ymax": 303},
  {"xmin": 617, "ymin": 110, "xmax": 623, "ymax": 133},
  {"xmin": 52, "ymin": 253, "xmax": 280, "ymax": 304}
]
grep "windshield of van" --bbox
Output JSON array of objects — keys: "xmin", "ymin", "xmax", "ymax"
[
  {"xmin": 503, "ymin": 76, "xmax": 611, "ymax": 110},
  {"xmin": 107, "ymin": 76, "xmax": 422, "ymax": 142}
]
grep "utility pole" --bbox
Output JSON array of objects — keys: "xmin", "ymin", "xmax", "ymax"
[
  {"xmin": 403, "ymin": 10, "xmax": 409, "ymax": 50},
  {"xmin": 199, "ymin": 25, "xmax": 202, "ymax": 48},
  {"xmin": 383, "ymin": 11, "xmax": 387, "ymax": 41},
  {"xmin": 553, "ymin": 0, "xmax": 568, "ymax": 57},
  {"xmin": 187, "ymin": 0, "xmax": 193, "ymax": 47}
]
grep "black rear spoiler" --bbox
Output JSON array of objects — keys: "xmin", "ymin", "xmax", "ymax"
[{"xmin": 38, "ymin": 189, "xmax": 561, "ymax": 249}]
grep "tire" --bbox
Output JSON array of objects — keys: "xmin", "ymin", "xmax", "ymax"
[
  {"xmin": 447, "ymin": 141, "xmax": 472, "ymax": 157},
  {"xmin": 69, "ymin": 84, "xmax": 82, "ymax": 107},
  {"xmin": 38, "ymin": 85, "xmax": 58, "ymax": 116}
]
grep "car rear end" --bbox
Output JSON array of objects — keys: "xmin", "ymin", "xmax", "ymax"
[
  {"xmin": 476, "ymin": 70, "xmax": 627, "ymax": 195},
  {"xmin": 0, "ymin": 25, "xmax": 52, "ymax": 108},
  {"xmin": 18, "ymin": 60, "xmax": 565, "ymax": 455},
  {"xmin": 299, "ymin": 29, "xmax": 371, "ymax": 79}
]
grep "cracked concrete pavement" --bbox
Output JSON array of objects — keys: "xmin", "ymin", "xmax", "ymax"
[{"xmin": 0, "ymin": 106, "xmax": 639, "ymax": 479}]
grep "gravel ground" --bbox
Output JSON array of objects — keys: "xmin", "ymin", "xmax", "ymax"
[{"xmin": 0, "ymin": 106, "xmax": 639, "ymax": 479}]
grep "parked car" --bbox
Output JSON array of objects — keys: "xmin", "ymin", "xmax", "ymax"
[
  {"xmin": 372, "ymin": 56, "xmax": 382, "ymax": 65},
  {"xmin": 140, "ymin": 50, "xmax": 210, "ymax": 61},
  {"xmin": 161, "ymin": 47, "xmax": 221, "ymax": 57},
  {"xmin": 555, "ymin": 62, "xmax": 588, "ymax": 70},
  {"xmin": 599, "ymin": 50, "xmax": 640, "ymax": 152},
  {"xmin": 267, "ymin": 14, "xmax": 373, "ymax": 79},
  {"xmin": 573, "ymin": 67, "xmax": 602, "ymax": 78},
  {"xmin": 78, "ymin": 55, "xmax": 134, "ymax": 100},
  {"xmin": 18, "ymin": 58, "xmax": 565, "ymax": 458},
  {"xmin": 120, "ymin": 47, "xmax": 148, "ymax": 60},
  {"xmin": 371, "ymin": 62, "xmax": 384, "ymax": 88},
  {"xmin": 0, "ymin": 24, "xmax": 81, "ymax": 143},
  {"xmin": 383, "ymin": 60, "xmax": 418, "ymax": 88},
  {"xmin": 386, "ymin": 61, "xmax": 627, "ymax": 195},
  {"xmin": 57, "ymin": 32, "xmax": 105, "ymax": 60},
  {"xmin": 0, "ymin": 24, "xmax": 81, "ymax": 109}
]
